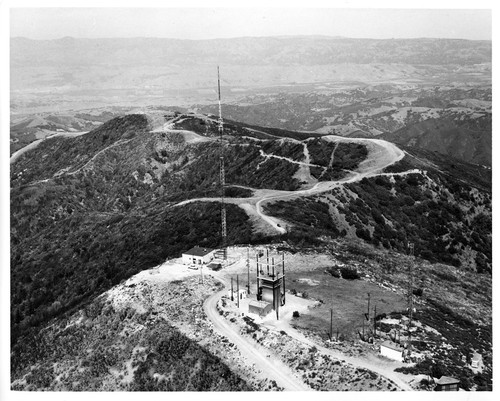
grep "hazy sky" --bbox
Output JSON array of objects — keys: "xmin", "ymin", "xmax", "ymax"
[{"xmin": 10, "ymin": 7, "xmax": 492, "ymax": 41}]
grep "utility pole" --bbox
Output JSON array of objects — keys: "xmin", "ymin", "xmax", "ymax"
[
  {"xmin": 276, "ymin": 300, "xmax": 279, "ymax": 321},
  {"xmin": 256, "ymin": 253, "xmax": 260, "ymax": 301},
  {"xmin": 373, "ymin": 305, "xmax": 377, "ymax": 337},
  {"xmin": 266, "ymin": 248, "xmax": 270, "ymax": 275},
  {"xmin": 367, "ymin": 292, "xmax": 371, "ymax": 321},
  {"xmin": 364, "ymin": 292, "xmax": 371, "ymax": 333},
  {"xmin": 230, "ymin": 277, "xmax": 234, "ymax": 302},
  {"xmin": 330, "ymin": 308, "xmax": 333, "ymax": 341},
  {"xmin": 282, "ymin": 253, "xmax": 286, "ymax": 305},
  {"xmin": 247, "ymin": 247, "xmax": 250, "ymax": 294},
  {"xmin": 237, "ymin": 275, "xmax": 240, "ymax": 308},
  {"xmin": 362, "ymin": 316, "xmax": 365, "ymax": 339}
]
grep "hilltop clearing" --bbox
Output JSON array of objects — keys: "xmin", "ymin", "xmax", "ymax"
[{"xmin": 12, "ymin": 243, "xmax": 491, "ymax": 391}]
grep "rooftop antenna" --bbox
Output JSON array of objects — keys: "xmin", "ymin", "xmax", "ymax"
[{"xmin": 217, "ymin": 66, "xmax": 227, "ymax": 262}]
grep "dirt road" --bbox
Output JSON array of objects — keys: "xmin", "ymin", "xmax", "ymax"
[
  {"xmin": 203, "ymin": 277, "xmax": 310, "ymax": 391},
  {"xmin": 175, "ymin": 135, "xmax": 407, "ymax": 234}
]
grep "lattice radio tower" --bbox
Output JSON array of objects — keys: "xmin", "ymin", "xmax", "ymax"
[
  {"xmin": 217, "ymin": 67, "xmax": 227, "ymax": 260},
  {"xmin": 407, "ymin": 242, "xmax": 415, "ymax": 353}
]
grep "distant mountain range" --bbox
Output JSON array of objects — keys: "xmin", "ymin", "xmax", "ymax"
[
  {"xmin": 11, "ymin": 36, "xmax": 491, "ymax": 111},
  {"xmin": 11, "ymin": 36, "xmax": 491, "ymax": 66}
]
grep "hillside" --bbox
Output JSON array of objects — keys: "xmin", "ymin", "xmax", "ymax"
[
  {"xmin": 381, "ymin": 116, "xmax": 491, "ymax": 166},
  {"xmin": 10, "ymin": 112, "xmax": 492, "ymax": 391},
  {"xmin": 196, "ymin": 84, "xmax": 492, "ymax": 166},
  {"xmin": 10, "ymin": 109, "xmax": 125, "ymax": 155},
  {"xmin": 10, "ymin": 112, "xmax": 371, "ymax": 351},
  {"xmin": 265, "ymin": 147, "xmax": 491, "ymax": 272}
]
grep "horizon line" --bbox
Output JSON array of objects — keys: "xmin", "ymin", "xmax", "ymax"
[{"xmin": 10, "ymin": 34, "xmax": 492, "ymax": 42}]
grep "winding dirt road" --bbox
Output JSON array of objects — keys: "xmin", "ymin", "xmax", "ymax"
[{"xmin": 175, "ymin": 134, "xmax": 406, "ymax": 234}]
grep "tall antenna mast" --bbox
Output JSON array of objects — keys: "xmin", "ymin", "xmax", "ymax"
[
  {"xmin": 217, "ymin": 66, "xmax": 227, "ymax": 260},
  {"xmin": 407, "ymin": 242, "xmax": 414, "ymax": 355}
]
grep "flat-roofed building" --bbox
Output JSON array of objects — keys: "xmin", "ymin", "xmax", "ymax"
[
  {"xmin": 434, "ymin": 376, "xmax": 460, "ymax": 391},
  {"xmin": 182, "ymin": 246, "xmax": 215, "ymax": 266},
  {"xmin": 248, "ymin": 300, "xmax": 272, "ymax": 317}
]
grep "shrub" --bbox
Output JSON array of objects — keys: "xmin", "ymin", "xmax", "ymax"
[
  {"xmin": 293, "ymin": 311, "xmax": 300, "ymax": 318},
  {"xmin": 413, "ymin": 288, "xmax": 424, "ymax": 297},
  {"xmin": 340, "ymin": 266, "xmax": 360, "ymax": 280},
  {"xmin": 356, "ymin": 228, "xmax": 371, "ymax": 241},
  {"xmin": 325, "ymin": 266, "xmax": 341, "ymax": 278}
]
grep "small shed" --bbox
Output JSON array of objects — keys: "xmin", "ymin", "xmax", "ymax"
[
  {"xmin": 380, "ymin": 340, "xmax": 404, "ymax": 362},
  {"xmin": 182, "ymin": 246, "xmax": 215, "ymax": 266},
  {"xmin": 471, "ymin": 352, "xmax": 483, "ymax": 369},
  {"xmin": 248, "ymin": 300, "xmax": 272, "ymax": 317},
  {"xmin": 434, "ymin": 376, "xmax": 460, "ymax": 391}
]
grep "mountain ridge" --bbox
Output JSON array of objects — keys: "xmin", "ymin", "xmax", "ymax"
[{"xmin": 11, "ymin": 36, "xmax": 491, "ymax": 67}]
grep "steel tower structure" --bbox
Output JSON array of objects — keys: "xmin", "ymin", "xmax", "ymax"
[
  {"xmin": 217, "ymin": 67, "xmax": 227, "ymax": 260},
  {"xmin": 407, "ymin": 242, "xmax": 415, "ymax": 354}
]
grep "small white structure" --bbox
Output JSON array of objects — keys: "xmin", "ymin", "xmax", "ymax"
[
  {"xmin": 380, "ymin": 340, "xmax": 404, "ymax": 362},
  {"xmin": 228, "ymin": 288, "xmax": 247, "ymax": 300},
  {"xmin": 471, "ymin": 352, "xmax": 483, "ymax": 370},
  {"xmin": 182, "ymin": 246, "xmax": 215, "ymax": 266}
]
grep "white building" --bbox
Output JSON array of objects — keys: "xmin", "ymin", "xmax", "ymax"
[
  {"xmin": 380, "ymin": 340, "xmax": 404, "ymax": 362},
  {"xmin": 227, "ymin": 288, "xmax": 247, "ymax": 300},
  {"xmin": 471, "ymin": 352, "xmax": 483, "ymax": 370},
  {"xmin": 182, "ymin": 246, "xmax": 215, "ymax": 266}
]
